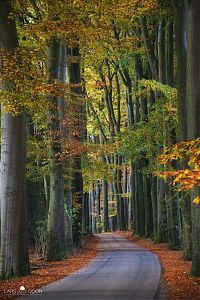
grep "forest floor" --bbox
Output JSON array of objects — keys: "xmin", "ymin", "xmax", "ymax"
[
  {"xmin": 0, "ymin": 235, "xmax": 99, "ymax": 300},
  {"xmin": 119, "ymin": 231, "xmax": 200, "ymax": 300}
]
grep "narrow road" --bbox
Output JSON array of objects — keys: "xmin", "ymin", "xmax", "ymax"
[{"xmin": 19, "ymin": 234, "xmax": 164, "ymax": 300}]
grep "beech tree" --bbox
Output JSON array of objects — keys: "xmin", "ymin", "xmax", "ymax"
[
  {"xmin": 0, "ymin": 0, "xmax": 30, "ymax": 279},
  {"xmin": 45, "ymin": 37, "xmax": 67, "ymax": 261},
  {"xmin": 186, "ymin": 0, "xmax": 200, "ymax": 276}
]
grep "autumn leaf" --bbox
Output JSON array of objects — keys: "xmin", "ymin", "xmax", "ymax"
[{"xmin": 193, "ymin": 197, "xmax": 200, "ymax": 205}]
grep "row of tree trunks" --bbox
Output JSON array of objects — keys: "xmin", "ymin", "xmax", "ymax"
[
  {"xmin": 132, "ymin": 15, "xmax": 182, "ymax": 250},
  {"xmin": 45, "ymin": 43, "xmax": 85, "ymax": 257}
]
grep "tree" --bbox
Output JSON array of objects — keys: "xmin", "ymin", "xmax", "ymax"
[
  {"xmin": 45, "ymin": 37, "xmax": 67, "ymax": 261},
  {"xmin": 0, "ymin": 0, "xmax": 30, "ymax": 279},
  {"xmin": 172, "ymin": 0, "xmax": 192, "ymax": 259},
  {"xmin": 186, "ymin": 0, "xmax": 200, "ymax": 276}
]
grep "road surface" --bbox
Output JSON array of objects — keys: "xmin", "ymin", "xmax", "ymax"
[{"xmin": 18, "ymin": 234, "xmax": 164, "ymax": 300}]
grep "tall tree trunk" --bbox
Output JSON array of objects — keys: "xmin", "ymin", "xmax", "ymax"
[
  {"xmin": 151, "ymin": 176, "xmax": 158, "ymax": 239},
  {"xmin": 186, "ymin": 0, "xmax": 200, "ymax": 276},
  {"xmin": 143, "ymin": 171, "xmax": 153, "ymax": 238},
  {"xmin": 65, "ymin": 169, "xmax": 74, "ymax": 250},
  {"xmin": 172, "ymin": 0, "xmax": 192, "ymax": 260},
  {"xmin": 68, "ymin": 47, "xmax": 84, "ymax": 247},
  {"xmin": 166, "ymin": 185, "xmax": 181, "ymax": 250},
  {"xmin": 58, "ymin": 43, "xmax": 74, "ymax": 250},
  {"xmin": 90, "ymin": 185, "xmax": 96, "ymax": 234},
  {"xmin": 135, "ymin": 162, "xmax": 145, "ymax": 236},
  {"xmin": 82, "ymin": 192, "xmax": 89, "ymax": 235},
  {"xmin": 156, "ymin": 178, "xmax": 168, "ymax": 243},
  {"xmin": 0, "ymin": 0, "xmax": 30, "ymax": 279},
  {"xmin": 117, "ymin": 155, "xmax": 126, "ymax": 231},
  {"xmin": 157, "ymin": 19, "xmax": 169, "ymax": 244},
  {"xmin": 102, "ymin": 178, "xmax": 109, "ymax": 232},
  {"xmin": 128, "ymin": 162, "xmax": 134, "ymax": 231},
  {"xmin": 96, "ymin": 181, "xmax": 101, "ymax": 233},
  {"xmin": 123, "ymin": 166, "xmax": 128, "ymax": 229},
  {"xmin": 45, "ymin": 38, "xmax": 66, "ymax": 261},
  {"xmin": 165, "ymin": 19, "xmax": 181, "ymax": 250},
  {"xmin": 72, "ymin": 158, "xmax": 84, "ymax": 246}
]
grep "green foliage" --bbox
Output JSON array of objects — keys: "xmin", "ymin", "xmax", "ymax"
[
  {"xmin": 82, "ymin": 151, "xmax": 116, "ymax": 190},
  {"xmin": 26, "ymin": 136, "xmax": 49, "ymax": 181},
  {"xmin": 117, "ymin": 80, "xmax": 177, "ymax": 172}
]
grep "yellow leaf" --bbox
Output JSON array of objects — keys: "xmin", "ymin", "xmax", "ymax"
[{"xmin": 193, "ymin": 197, "xmax": 200, "ymax": 205}]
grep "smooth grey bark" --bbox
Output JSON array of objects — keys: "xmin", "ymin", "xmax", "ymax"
[
  {"xmin": 180, "ymin": 193, "xmax": 192, "ymax": 260},
  {"xmin": 123, "ymin": 166, "xmax": 128, "ymax": 229},
  {"xmin": 88, "ymin": 188, "xmax": 92, "ymax": 232},
  {"xmin": 117, "ymin": 155, "xmax": 126, "ymax": 231},
  {"xmin": 186, "ymin": 0, "xmax": 200, "ymax": 276},
  {"xmin": 113, "ymin": 179, "xmax": 121, "ymax": 230},
  {"xmin": 172, "ymin": 0, "xmax": 192, "ymax": 259},
  {"xmin": 45, "ymin": 38, "xmax": 66, "ymax": 261},
  {"xmin": 172, "ymin": 0, "xmax": 188, "ymax": 140},
  {"xmin": 108, "ymin": 183, "xmax": 117, "ymax": 231},
  {"xmin": 143, "ymin": 172, "xmax": 153, "ymax": 238},
  {"xmin": 95, "ymin": 181, "xmax": 101, "ymax": 234},
  {"xmin": 102, "ymin": 178, "xmax": 109, "ymax": 232},
  {"xmin": 43, "ymin": 176, "xmax": 49, "ymax": 207},
  {"xmin": 68, "ymin": 47, "xmax": 84, "ymax": 247},
  {"xmin": 156, "ymin": 178, "xmax": 168, "ymax": 243},
  {"xmin": 157, "ymin": 19, "xmax": 170, "ymax": 244},
  {"xmin": 65, "ymin": 171, "xmax": 74, "ymax": 250},
  {"xmin": 0, "ymin": 0, "xmax": 30, "ymax": 279},
  {"xmin": 166, "ymin": 186, "xmax": 181, "ymax": 250},
  {"xmin": 82, "ymin": 192, "xmax": 89, "ymax": 235},
  {"xmin": 165, "ymin": 20, "xmax": 181, "ymax": 250},
  {"xmin": 71, "ymin": 158, "xmax": 83, "ymax": 246},
  {"xmin": 113, "ymin": 155, "xmax": 126, "ymax": 231},
  {"xmin": 128, "ymin": 162, "xmax": 134, "ymax": 231},
  {"xmin": 151, "ymin": 176, "xmax": 158, "ymax": 239},
  {"xmin": 90, "ymin": 185, "xmax": 96, "ymax": 234},
  {"xmin": 58, "ymin": 43, "xmax": 74, "ymax": 250},
  {"xmin": 135, "ymin": 162, "xmax": 145, "ymax": 236}
]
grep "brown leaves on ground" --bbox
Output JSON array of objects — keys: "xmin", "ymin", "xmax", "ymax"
[
  {"xmin": 120, "ymin": 231, "xmax": 200, "ymax": 300},
  {"xmin": 0, "ymin": 235, "xmax": 99, "ymax": 300}
]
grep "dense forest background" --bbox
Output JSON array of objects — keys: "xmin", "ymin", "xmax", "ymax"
[{"xmin": 0, "ymin": 0, "xmax": 200, "ymax": 281}]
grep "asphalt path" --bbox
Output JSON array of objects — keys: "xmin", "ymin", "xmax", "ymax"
[{"xmin": 18, "ymin": 234, "xmax": 164, "ymax": 300}]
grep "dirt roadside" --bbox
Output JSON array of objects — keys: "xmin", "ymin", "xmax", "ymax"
[{"xmin": 0, "ymin": 235, "xmax": 99, "ymax": 300}]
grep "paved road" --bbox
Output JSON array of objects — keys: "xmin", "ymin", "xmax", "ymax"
[{"xmin": 18, "ymin": 234, "xmax": 164, "ymax": 300}]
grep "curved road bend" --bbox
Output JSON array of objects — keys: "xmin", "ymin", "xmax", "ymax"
[{"xmin": 19, "ymin": 234, "xmax": 164, "ymax": 300}]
